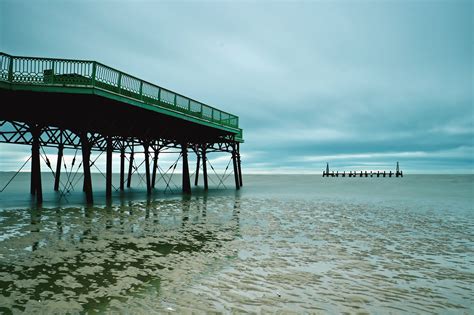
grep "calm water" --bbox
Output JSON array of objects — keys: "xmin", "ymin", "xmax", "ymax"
[{"xmin": 0, "ymin": 173, "xmax": 473, "ymax": 314}]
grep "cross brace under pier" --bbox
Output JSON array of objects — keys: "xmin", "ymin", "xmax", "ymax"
[{"xmin": 0, "ymin": 121, "xmax": 242, "ymax": 204}]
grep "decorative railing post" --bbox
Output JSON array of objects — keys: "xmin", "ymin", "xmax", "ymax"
[
  {"xmin": 7, "ymin": 56, "xmax": 13, "ymax": 82},
  {"xmin": 158, "ymin": 87, "xmax": 161, "ymax": 102},
  {"xmin": 117, "ymin": 72, "xmax": 122, "ymax": 92},
  {"xmin": 173, "ymin": 94, "xmax": 177, "ymax": 107},
  {"xmin": 139, "ymin": 81, "xmax": 143, "ymax": 100},
  {"xmin": 91, "ymin": 62, "xmax": 97, "ymax": 86},
  {"xmin": 51, "ymin": 60, "xmax": 55, "ymax": 84},
  {"xmin": 188, "ymin": 99, "xmax": 191, "ymax": 111}
]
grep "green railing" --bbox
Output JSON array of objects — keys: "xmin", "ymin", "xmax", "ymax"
[{"xmin": 0, "ymin": 52, "xmax": 242, "ymax": 139}]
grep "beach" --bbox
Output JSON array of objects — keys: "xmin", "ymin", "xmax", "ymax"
[{"xmin": 0, "ymin": 174, "xmax": 472, "ymax": 313}]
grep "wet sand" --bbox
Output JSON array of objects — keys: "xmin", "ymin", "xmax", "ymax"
[{"xmin": 0, "ymin": 175, "xmax": 473, "ymax": 313}]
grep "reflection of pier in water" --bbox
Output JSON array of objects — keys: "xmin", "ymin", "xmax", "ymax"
[
  {"xmin": 0, "ymin": 195, "xmax": 240, "ymax": 313},
  {"xmin": 323, "ymin": 162, "xmax": 404, "ymax": 178}
]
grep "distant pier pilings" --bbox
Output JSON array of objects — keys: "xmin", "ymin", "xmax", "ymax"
[{"xmin": 322, "ymin": 162, "xmax": 403, "ymax": 178}]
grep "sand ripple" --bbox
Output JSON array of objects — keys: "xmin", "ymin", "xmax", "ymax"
[{"xmin": 0, "ymin": 196, "xmax": 473, "ymax": 313}]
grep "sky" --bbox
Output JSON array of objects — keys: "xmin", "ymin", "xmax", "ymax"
[{"xmin": 0, "ymin": 0, "xmax": 473, "ymax": 174}]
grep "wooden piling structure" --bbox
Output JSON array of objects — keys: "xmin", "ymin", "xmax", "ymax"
[
  {"xmin": 202, "ymin": 145, "xmax": 208, "ymax": 191},
  {"xmin": 106, "ymin": 136, "xmax": 113, "ymax": 199},
  {"xmin": 120, "ymin": 146, "xmax": 125, "ymax": 190},
  {"xmin": 144, "ymin": 141, "xmax": 151, "ymax": 194},
  {"xmin": 232, "ymin": 149, "xmax": 240, "ymax": 190},
  {"xmin": 237, "ymin": 143, "xmax": 243, "ymax": 187},
  {"xmin": 30, "ymin": 125, "xmax": 42, "ymax": 203},
  {"xmin": 181, "ymin": 143, "xmax": 191, "ymax": 194},
  {"xmin": 127, "ymin": 146, "xmax": 134, "ymax": 188},
  {"xmin": 53, "ymin": 144, "xmax": 63, "ymax": 191},
  {"xmin": 81, "ymin": 134, "xmax": 93, "ymax": 204},
  {"xmin": 194, "ymin": 154, "xmax": 200, "ymax": 186},
  {"xmin": 151, "ymin": 149, "xmax": 159, "ymax": 188},
  {"xmin": 324, "ymin": 162, "xmax": 404, "ymax": 179}
]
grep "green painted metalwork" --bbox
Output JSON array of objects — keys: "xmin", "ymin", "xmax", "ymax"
[{"xmin": 0, "ymin": 52, "xmax": 243, "ymax": 141}]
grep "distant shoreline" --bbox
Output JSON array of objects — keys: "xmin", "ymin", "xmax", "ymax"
[{"xmin": 0, "ymin": 172, "xmax": 472, "ymax": 175}]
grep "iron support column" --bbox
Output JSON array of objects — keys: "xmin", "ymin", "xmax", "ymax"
[
  {"xmin": 106, "ymin": 136, "xmax": 113, "ymax": 199},
  {"xmin": 232, "ymin": 147, "xmax": 240, "ymax": 190},
  {"xmin": 202, "ymin": 145, "xmax": 208, "ymax": 191},
  {"xmin": 194, "ymin": 154, "xmax": 200, "ymax": 186},
  {"xmin": 127, "ymin": 145, "xmax": 134, "ymax": 188},
  {"xmin": 30, "ymin": 126, "xmax": 43, "ymax": 203},
  {"xmin": 120, "ymin": 146, "xmax": 125, "ymax": 191},
  {"xmin": 54, "ymin": 144, "xmax": 63, "ymax": 191},
  {"xmin": 237, "ymin": 143, "xmax": 243, "ymax": 187},
  {"xmin": 151, "ymin": 149, "xmax": 159, "ymax": 188},
  {"xmin": 81, "ymin": 134, "xmax": 93, "ymax": 204},
  {"xmin": 181, "ymin": 143, "xmax": 191, "ymax": 194},
  {"xmin": 30, "ymin": 130, "xmax": 37, "ymax": 195},
  {"xmin": 144, "ymin": 141, "xmax": 151, "ymax": 194}
]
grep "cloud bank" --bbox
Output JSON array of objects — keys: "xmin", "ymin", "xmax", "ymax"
[{"xmin": 0, "ymin": 0, "xmax": 472, "ymax": 173}]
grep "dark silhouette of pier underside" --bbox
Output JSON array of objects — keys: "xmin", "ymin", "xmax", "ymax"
[
  {"xmin": 1, "ymin": 90, "xmax": 236, "ymax": 143},
  {"xmin": 0, "ymin": 52, "xmax": 243, "ymax": 204}
]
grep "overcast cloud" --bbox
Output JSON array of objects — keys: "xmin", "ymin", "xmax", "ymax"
[{"xmin": 1, "ymin": 0, "xmax": 472, "ymax": 173}]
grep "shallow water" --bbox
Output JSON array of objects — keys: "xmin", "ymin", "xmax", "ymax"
[{"xmin": 0, "ymin": 174, "xmax": 473, "ymax": 313}]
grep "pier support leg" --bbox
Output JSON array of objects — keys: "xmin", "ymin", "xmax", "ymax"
[
  {"xmin": 194, "ymin": 154, "xmax": 200, "ymax": 186},
  {"xmin": 120, "ymin": 146, "xmax": 125, "ymax": 191},
  {"xmin": 181, "ymin": 143, "xmax": 191, "ymax": 194},
  {"xmin": 81, "ymin": 134, "xmax": 93, "ymax": 204},
  {"xmin": 106, "ymin": 136, "xmax": 113, "ymax": 199},
  {"xmin": 237, "ymin": 143, "xmax": 243, "ymax": 187},
  {"xmin": 202, "ymin": 145, "xmax": 208, "ymax": 191},
  {"xmin": 144, "ymin": 141, "xmax": 151, "ymax": 195},
  {"xmin": 127, "ymin": 146, "xmax": 134, "ymax": 188},
  {"xmin": 232, "ymin": 147, "xmax": 240, "ymax": 190},
  {"xmin": 30, "ymin": 133, "xmax": 37, "ymax": 196},
  {"xmin": 30, "ymin": 126, "xmax": 43, "ymax": 203},
  {"xmin": 54, "ymin": 144, "xmax": 63, "ymax": 191},
  {"xmin": 151, "ymin": 149, "xmax": 159, "ymax": 188}
]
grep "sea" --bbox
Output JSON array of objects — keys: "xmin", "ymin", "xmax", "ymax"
[{"xmin": 0, "ymin": 173, "xmax": 472, "ymax": 314}]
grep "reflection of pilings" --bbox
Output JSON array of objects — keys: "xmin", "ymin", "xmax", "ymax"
[
  {"xmin": 30, "ymin": 207, "xmax": 41, "ymax": 251},
  {"xmin": 127, "ymin": 145, "xmax": 134, "ymax": 188},
  {"xmin": 202, "ymin": 193, "xmax": 207, "ymax": 218},
  {"xmin": 106, "ymin": 136, "xmax": 113, "ymax": 199},
  {"xmin": 202, "ymin": 145, "xmax": 208, "ymax": 190},
  {"xmin": 82, "ymin": 205, "xmax": 93, "ymax": 241},
  {"xmin": 232, "ymin": 194, "xmax": 241, "ymax": 236},
  {"xmin": 144, "ymin": 141, "xmax": 151, "ymax": 194},
  {"xmin": 120, "ymin": 145, "xmax": 125, "ymax": 191},
  {"xmin": 55, "ymin": 208, "xmax": 63, "ymax": 239},
  {"xmin": 151, "ymin": 148, "xmax": 159, "ymax": 188},
  {"xmin": 30, "ymin": 125, "xmax": 43, "ymax": 203},
  {"xmin": 182, "ymin": 143, "xmax": 191, "ymax": 194},
  {"xmin": 181, "ymin": 195, "xmax": 191, "ymax": 226},
  {"xmin": 81, "ymin": 133, "xmax": 93, "ymax": 204},
  {"xmin": 232, "ymin": 147, "xmax": 240, "ymax": 190},
  {"xmin": 145, "ymin": 197, "xmax": 151, "ymax": 219},
  {"xmin": 194, "ymin": 153, "xmax": 200, "ymax": 186},
  {"xmin": 54, "ymin": 143, "xmax": 63, "ymax": 191}
]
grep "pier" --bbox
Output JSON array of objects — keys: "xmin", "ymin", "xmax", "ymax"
[
  {"xmin": 323, "ymin": 162, "xmax": 403, "ymax": 178},
  {"xmin": 0, "ymin": 52, "xmax": 244, "ymax": 204}
]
